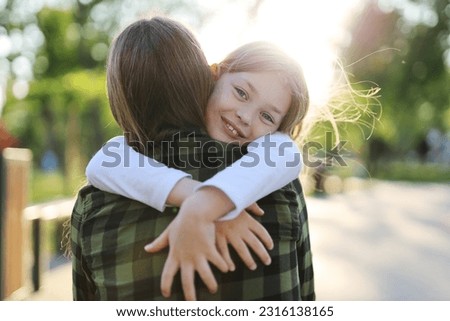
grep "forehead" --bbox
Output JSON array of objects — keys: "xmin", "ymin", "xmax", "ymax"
[{"xmin": 221, "ymin": 70, "xmax": 285, "ymax": 84}]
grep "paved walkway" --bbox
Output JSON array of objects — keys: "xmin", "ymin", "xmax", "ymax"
[
  {"xmin": 23, "ymin": 180, "xmax": 450, "ymax": 301},
  {"xmin": 308, "ymin": 180, "xmax": 449, "ymax": 300}
]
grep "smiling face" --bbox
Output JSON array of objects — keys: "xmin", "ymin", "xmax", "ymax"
[{"xmin": 205, "ymin": 71, "xmax": 291, "ymax": 145}]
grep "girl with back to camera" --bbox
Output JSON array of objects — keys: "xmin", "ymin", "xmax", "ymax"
[{"xmin": 72, "ymin": 16, "xmax": 314, "ymax": 301}]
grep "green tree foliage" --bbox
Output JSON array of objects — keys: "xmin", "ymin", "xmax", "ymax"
[
  {"xmin": 342, "ymin": 0, "xmax": 450, "ymax": 169},
  {"xmin": 1, "ymin": 0, "xmax": 205, "ymax": 187},
  {"xmin": 2, "ymin": 7, "xmax": 115, "ymax": 183}
]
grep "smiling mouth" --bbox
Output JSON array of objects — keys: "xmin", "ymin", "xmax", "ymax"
[{"xmin": 222, "ymin": 117, "xmax": 244, "ymax": 139}]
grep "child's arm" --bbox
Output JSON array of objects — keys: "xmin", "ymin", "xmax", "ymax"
[
  {"xmin": 197, "ymin": 132, "xmax": 301, "ymax": 220},
  {"xmin": 85, "ymin": 136, "xmax": 198, "ymax": 211},
  {"xmin": 143, "ymin": 133, "xmax": 301, "ymax": 300},
  {"xmin": 86, "ymin": 133, "xmax": 301, "ymax": 218},
  {"xmin": 88, "ymin": 134, "xmax": 301, "ymax": 300}
]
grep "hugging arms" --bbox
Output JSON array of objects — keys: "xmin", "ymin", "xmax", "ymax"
[{"xmin": 70, "ymin": 17, "xmax": 314, "ymax": 301}]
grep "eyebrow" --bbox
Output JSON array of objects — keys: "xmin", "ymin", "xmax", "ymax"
[{"xmin": 243, "ymin": 79, "xmax": 284, "ymax": 117}]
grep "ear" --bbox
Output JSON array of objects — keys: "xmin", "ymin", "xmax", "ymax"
[{"xmin": 210, "ymin": 63, "xmax": 221, "ymax": 80}]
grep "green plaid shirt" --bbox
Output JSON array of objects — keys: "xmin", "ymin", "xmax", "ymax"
[{"xmin": 71, "ymin": 130, "xmax": 315, "ymax": 300}]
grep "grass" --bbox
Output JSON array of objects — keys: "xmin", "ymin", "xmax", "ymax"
[
  {"xmin": 372, "ymin": 162, "xmax": 450, "ymax": 183},
  {"xmin": 28, "ymin": 169, "xmax": 81, "ymax": 268},
  {"xmin": 30, "ymin": 168, "xmax": 86, "ymax": 204},
  {"xmin": 300, "ymin": 160, "xmax": 449, "ymax": 196}
]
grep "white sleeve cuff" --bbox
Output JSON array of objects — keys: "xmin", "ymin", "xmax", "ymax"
[{"xmin": 195, "ymin": 132, "xmax": 302, "ymax": 221}]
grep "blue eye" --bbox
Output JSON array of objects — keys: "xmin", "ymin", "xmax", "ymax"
[
  {"xmin": 235, "ymin": 87, "xmax": 248, "ymax": 100},
  {"xmin": 261, "ymin": 112, "xmax": 274, "ymax": 124}
]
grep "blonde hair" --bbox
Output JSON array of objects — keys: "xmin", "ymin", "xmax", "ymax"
[
  {"xmin": 298, "ymin": 59, "xmax": 381, "ymax": 190},
  {"xmin": 214, "ymin": 41, "xmax": 309, "ymax": 140},
  {"xmin": 299, "ymin": 60, "xmax": 381, "ymax": 147},
  {"xmin": 215, "ymin": 42, "xmax": 381, "ymax": 150}
]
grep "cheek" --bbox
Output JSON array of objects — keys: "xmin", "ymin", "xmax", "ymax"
[
  {"xmin": 205, "ymin": 108, "xmax": 214, "ymax": 128},
  {"xmin": 207, "ymin": 84, "xmax": 232, "ymax": 113},
  {"xmin": 206, "ymin": 107, "xmax": 217, "ymax": 125},
  {"xmin": 206, "ymin": 93, "xmax": 219, "ymax": 114}
]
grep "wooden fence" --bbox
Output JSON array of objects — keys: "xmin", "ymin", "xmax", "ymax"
[
  {"xmin": 0, "ymin": 148, "xmax": 32, "ymax": 300},
  {"xmin": 1, "ymin": 147, "xmax": 75, "ymax": 300}
]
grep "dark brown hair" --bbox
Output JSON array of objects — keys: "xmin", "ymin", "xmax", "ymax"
[{"xmin": 107, "ymin": 17, "xmax": 214, "ymax": 152}]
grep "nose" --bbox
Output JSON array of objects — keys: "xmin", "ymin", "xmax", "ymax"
[{"xmin": 235, "ymin": 107, "xmax": 253, "ymax": 126}]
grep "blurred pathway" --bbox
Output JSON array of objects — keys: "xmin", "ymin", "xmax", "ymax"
[
  {"xmin": 309, "ymin": 180, "xmax": 450, "ymax": 300},
  {"xmin": 24, "ymin": 180, "xmax": 450, "ymax": 301}
]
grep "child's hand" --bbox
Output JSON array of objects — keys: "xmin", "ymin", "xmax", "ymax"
[
  {"xmin": 245, "ymin": 202, "xmax": 265, "ymax": 216},
  {"xmin": 215, "ymin": 211, "xmax": 273, "ymax": 271},
  {"xmin": 144, "ymin": 188, "xmax": 232, "ymax": 301}
]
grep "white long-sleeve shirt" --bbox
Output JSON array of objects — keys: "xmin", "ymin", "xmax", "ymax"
[{"xmin": 86, "ymin": 132, "xmax": 302, "ymax": 220}]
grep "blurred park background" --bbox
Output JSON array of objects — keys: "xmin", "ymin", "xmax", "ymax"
[{"xmin": 0, "ymin": 0, "xmax": 449, "ymax": 301}]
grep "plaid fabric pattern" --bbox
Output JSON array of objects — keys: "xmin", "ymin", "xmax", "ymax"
[{"xmin": 71, "ymin": 130, "xmax": 315, "ymax": 300}]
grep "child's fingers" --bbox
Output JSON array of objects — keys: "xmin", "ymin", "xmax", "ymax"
[
  {"xmin": 160, "ymin": 256, "xmax": 178, "ymax": 298},
  {"xmin": 208, "ymin": 248, "xmax": 229, "ymax": 273},
  {"xmin": 196, "ymin": 260, "xmax": 219, "ymax": 295},
  {"xmin": 229, "ymin": 239, "xmax": 257, "ymax": 270},
  {"xmin": 250, "ymin": 221, "xmax": 274, "ymax": 250},
  {"xmin": 144, "ymin": 229, "xmax": 169, "ymax": 253},
  {"xmin": 243, "ymin": 233, "xmax": 271, "ymax": 266},
  {"xmin": 217, "ymin": 235, "xmax": 235, "ymax": 271},
  {"xmin": 245, "ymin": 203, "xmax": 264, "ymax": 216},
  {"xmin": 181, "ymin": 265, "xmax": 196, "ymax": 301}
]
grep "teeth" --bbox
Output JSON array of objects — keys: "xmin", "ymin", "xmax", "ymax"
[{"xmin": 226, "ymin": 123, "xmax": 238, "ymax": 136}]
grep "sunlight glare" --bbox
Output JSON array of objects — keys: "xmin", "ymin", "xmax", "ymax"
[{"xmin": 196, "ymin": 0, "xmax": 363, "ymax": 107}]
